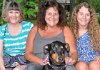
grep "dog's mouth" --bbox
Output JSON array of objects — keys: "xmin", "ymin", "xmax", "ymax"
[{"xmin": 50, "ymin": 53, "xmax": 65, "ymax": 65}]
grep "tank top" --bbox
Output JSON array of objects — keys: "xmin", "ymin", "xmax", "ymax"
[{"xmin": 33, "ymin": 31, "xmax": 65, "ymax": 59}]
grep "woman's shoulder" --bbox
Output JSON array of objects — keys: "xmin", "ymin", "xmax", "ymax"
[
  {"xmin": 63, "ymin": 26, "xmax": 74, "ymax": 37},
  {"xmin": 22, "ymin": 21, "xmax": 32, "ymax": 24},
  {"xmin": 0, "ymin": 24, "xmax": 7, "ymax": 30},
  {"xmin": 0, "ymin": 24, "xmax": 7, "ymax": 40},
  {"xmin": 30, "ymin": 26, "xmax": 38, "ymax": 33},
  {"xmin": 27, "ymin": 26, "xmax": 38, "ymax": 39},
  {"xmin": 64, "ymin": 26, "xmax": 71, "ymax": 32},
  {"xmin": 21, "ymin": 21, "xmax": 34, "ymax": 29},
  {"xmin": 22, "ymin": 21, "xmax": 33, "ymax": 26}
]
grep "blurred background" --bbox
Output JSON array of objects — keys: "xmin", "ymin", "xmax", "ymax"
[{"xmin": 0, "ymin": 0, "xmax": 100, "ymax": 25}]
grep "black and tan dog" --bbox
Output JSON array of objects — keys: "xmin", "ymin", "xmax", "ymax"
[{"xmin": 42, "ymin": 41, "xmax": 70, "ymax": 70}]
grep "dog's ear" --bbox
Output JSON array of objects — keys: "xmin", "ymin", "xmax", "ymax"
[
  {"xmin": 65, "ymin": 43, "xmax": 70, "ymax": 53},
  {"xmin": 43, "ymin": 44, "xmax": 50, "ymax": 54},
  {"xmin": 64, "ymin": 43, "xmax": 70, "ymax": 56}
]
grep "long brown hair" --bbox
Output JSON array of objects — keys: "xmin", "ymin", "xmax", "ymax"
[{"xmin": 71, "ymin": 2, "xmax": 100, "ymax": 52}]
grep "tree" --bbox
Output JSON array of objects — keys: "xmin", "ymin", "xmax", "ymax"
[{"xmin": 0, "ymin": 0, "xmax": 4, "ymax": 25}]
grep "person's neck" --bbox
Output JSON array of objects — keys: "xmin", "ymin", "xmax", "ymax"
[
  {"xmin": 79, "ymin": 28, "xmax": 87, "ymax": 31},
  {"xmin": 8, "ymin": 22, "xmax": 20, "ymax": 27},
  {"xmin": 45, "ymin": 26, "xmax": 59, "ymax": 32},
  {"xmin": 78, "ymin": 27, "xmax": 88, "ymax": 37},
  {"xmin": 8, "ymin": 22, "xmax": 22, "ymax": 36}
]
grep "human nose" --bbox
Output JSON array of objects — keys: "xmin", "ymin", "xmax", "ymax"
[
  {"xmin": 82, "ymin": 14, "xmax": 87, "ymax": 19},
  {"xmin": 12, "ymin": 12, "xmax": 16, "ymax": 16},
  {"xmin": 51, "ymin": 14, "xmax": 55, "ymax": 19}
]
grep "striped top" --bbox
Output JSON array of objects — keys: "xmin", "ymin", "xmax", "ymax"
[{"xmin": 0, "ymin": 21, "xmax": 33, "ymax": 56}]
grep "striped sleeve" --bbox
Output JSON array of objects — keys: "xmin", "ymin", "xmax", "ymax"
[{"xmin": 28, "ymin": 21, "xmax": 33, "ymax": 29}]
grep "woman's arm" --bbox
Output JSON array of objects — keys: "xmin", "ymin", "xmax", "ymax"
[
  {"xmin": 0, "ymin": 40, "xmax": 5, "ymax": 70},
  {"xmin": 64, "ymin": 26, "xmax": 78, "ymax": 64},
  {"xmin": 25, "ymin": 26, "xmax": 43, "ymax": 65}
]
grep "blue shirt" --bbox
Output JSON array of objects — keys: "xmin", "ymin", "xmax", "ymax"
[
  {"xmin": 77, "ymin": 32, "xmax": 100, "ymax": 64},
  {"xmin": 0, "ymin": 21, "xmax": 33, "ymax": 56}
]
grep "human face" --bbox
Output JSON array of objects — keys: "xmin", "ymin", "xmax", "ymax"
[
  {"xmin": 7, "ymin": 10, "xmax": 20, "ymax": 24},
  {"xmin": 45, "ymin": 7, "xmax": 59, "ymax": 27},
  {"xmin": 77, "ymin": 6, "xmax": 90, "ymax": 28}
]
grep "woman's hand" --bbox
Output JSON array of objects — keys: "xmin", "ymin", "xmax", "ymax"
[
  {"xmin": 0, "ymin": 66, "xmax": 6, "ymax": 70},
  {"xmin": 95, "ymin": 56, "xmax": 100, "ymax": 64},
  {"xmin": 42, "ymin": 56, "xmax": 50, "ymax": 65},
  {"xmin": 65, "ymin": 57, "xmax": 76, "ymax": 65}
]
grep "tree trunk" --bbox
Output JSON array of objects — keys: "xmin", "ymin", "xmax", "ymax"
[{"xmin": 2, "ymin": 0, "xmax": 6, "ymax": 17}]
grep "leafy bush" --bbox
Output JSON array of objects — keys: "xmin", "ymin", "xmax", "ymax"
[
  {"xmin": 16, "ymin": 0, "xmax": 38, "ymax": 23},
  {"xmin": 97, "ymin": 14, "xmax": 100, "ymax": 24}
]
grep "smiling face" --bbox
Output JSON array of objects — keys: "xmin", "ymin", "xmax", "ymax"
[
  {"xmin": 77, "ymin": 6, "xmax": 91, "ymax": 28},
  {"xmin": 45, "ymin": 7, "xmax": 59, "ymax": 27},
  {"xmin": 7, "ymin": 10, "xmax": 20, "ymax": 24}
]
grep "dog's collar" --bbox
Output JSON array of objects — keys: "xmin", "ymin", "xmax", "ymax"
[{"xmin": 48, "ymin": 64, "xmax": 67, "ymax": 69}]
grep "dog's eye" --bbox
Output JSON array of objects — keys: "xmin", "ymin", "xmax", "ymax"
[
  {"xmin": 50, "ymin": 50, "xmax": 55, "ymax": 54},
  {"xmin": 52, "ymin": 51, "xmax": 55, "ymax": 53},
  {"xmin": 60, "ymin": 46, "xmax": 63, "ymax": 49}
]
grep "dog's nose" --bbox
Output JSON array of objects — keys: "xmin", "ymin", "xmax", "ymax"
[{"xmin": 58, "ymin": 57, "xmax": 63, "ymax": 63}]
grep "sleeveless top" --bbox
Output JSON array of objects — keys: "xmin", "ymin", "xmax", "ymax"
[
  {"xmin": 77, "ymin": 32, "xmax": 100, "ymax": 64},
  {"xmin": 33, "ymin": 31, "xmax": 65, "ymax": 59},
  {"xmin": 0, "ymin": 21, "xmax": 33, "ymax": 56}
]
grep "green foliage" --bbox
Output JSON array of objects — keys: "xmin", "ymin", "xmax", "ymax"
[
  {"xmin": 16, "ymin": 0, "xmax": 38, "ymax": 23},
  {"xmin": 0, "ymin": 0, "xmax": 3, "ymax": 25},
  {"xmin": 97, "ymin": 14, "xmax": 100, "ymax": 24},
  {"xmin": 0, "ymin": 18, "xmax": 5, "ymax": 26},
  {"xmin": 75, "ymin": 0, "xmax": 100, "ymax": 13},
  {"xmin": 85, "ymin": 0, "xmax": 100, "ymax": 13}
]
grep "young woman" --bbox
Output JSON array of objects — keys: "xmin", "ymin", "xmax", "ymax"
[
  {"xmin": 0, "ymin": 1, "xmax": 33, "ymax": 70},
  {"xmin": 25, "ymin": 0, "xmax": 78, "ymax": 70},
  {"xmin": 71, "ymin": 2, "xmax": 100, "ymax": 70}
]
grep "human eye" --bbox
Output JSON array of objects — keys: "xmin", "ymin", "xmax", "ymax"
[
  {"xmin": 8, "ymin": 11, "xmax": 13, "ymax": 13},
  {"xmin": 86, "ymin": 13, "xmax": 90, "ymax": 16},
  {"xmin": 54, "ymin": 13, "xmax": 58, "ymax": 16},
  {"xmin": 79, "ymin": 12, "xmax": 83, "ymax": 16},
  {"xmin": 48, "ymin": 13, "xmax": 52, "ymax": 15},
  {"xmin": 15, "ymin": 11, "xmax": 20, "ymax": 14}
]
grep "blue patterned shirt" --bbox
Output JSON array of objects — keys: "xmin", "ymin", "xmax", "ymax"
[
  {"xmin": 0, "ymin": 21, "xmax": 33, "ymax": 56},
  {"xmin": 77, "ymin": 32, "xmax": 100, "ymax": 64}
]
